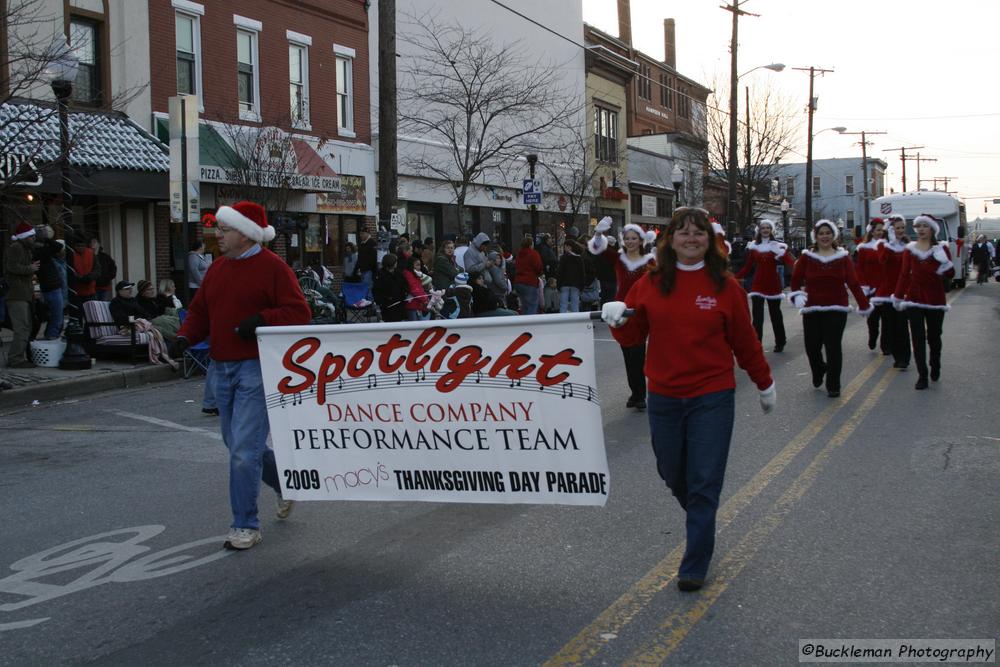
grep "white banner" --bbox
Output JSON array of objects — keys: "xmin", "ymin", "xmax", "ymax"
[{"xmin": 258, "ymin": 314, "xmax": 609, "ymax": 506}]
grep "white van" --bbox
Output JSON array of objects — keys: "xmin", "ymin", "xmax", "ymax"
[{"xmin": 871, "ymin": 191, "xmax": 969, "ymax": 288}]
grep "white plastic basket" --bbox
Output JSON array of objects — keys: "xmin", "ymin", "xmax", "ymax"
[{"xmin": 29, "ymin": 339, "xmax": 67, "ymax": 368}]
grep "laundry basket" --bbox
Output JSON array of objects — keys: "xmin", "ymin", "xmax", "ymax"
[{"xmin": 29, "ymin": 339, "xmax": 67, "ymax": 368}]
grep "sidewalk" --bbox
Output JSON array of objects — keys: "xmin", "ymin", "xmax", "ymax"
[{"xmin": 0, "ymin": 329, "xmax": 181, "ymax": 409}]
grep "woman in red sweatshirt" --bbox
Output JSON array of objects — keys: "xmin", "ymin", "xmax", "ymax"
[
  {"xmin": 733, "ymin": 219, "xmax": 795, "ymax": 352},
  {"xmin": 874, "ymin": 214, "xmax": 910, "ymax": 369},
  {"xmin": 512, "ymin": 236, "xmax": 544, "ymax": 315},
  {"xmin": 588, "ymin": 217, "xmax": 657, "ymax": 410},
  {"xmin": 855, "ymin": 218, "xmax": 887, "ymax": 353},
  {"xmin": 789, "ymin": 220, "xmax": 871, "ymax": 397},
  {"xmin": 893, "ymin": 214, "xmax": 954, "ymax": 390},
  {"xmin": 402, "ymin": 254, "xmax": 429, "ymax": 320},
  {"xmin": 600, "ymin": 206, "xmax": 775, "ymax": 592}
]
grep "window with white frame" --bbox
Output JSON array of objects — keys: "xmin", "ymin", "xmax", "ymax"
[
  {"xmin": 594, "ymin": 106, "xmax": 618, "ymax": 164},
  {"xmin": 845, "ymin": 174, "xmax": 854, "ymax": 195},
  {"xmin": 287, "ymin": 32, "xmax": 311, "ymax": 127},
  {"xmin": 334, "ymin": 44, "xmax": 355, "ymax": 135},
  {"xmin": 812, "ymin": 176, "xmax": 821, "ymax": 196},
  {"xmin": 785, "ymin": 176, "xmax": 795, "ymax": 198},
  {"xmin": 175, "ymin": 10, "xmax": 202, "ymax": 98},
  {"xmin": 234, "ymin": 15, "xmax": 261, "ymax": 120}
]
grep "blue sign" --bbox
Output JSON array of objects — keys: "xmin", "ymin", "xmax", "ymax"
[{"xmin": 523, "ymin": 178, "xmax": 542, "ymax": 205}]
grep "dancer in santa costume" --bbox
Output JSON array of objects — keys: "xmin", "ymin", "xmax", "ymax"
[
  {"xmin": 733, "ymin": 218, "xmax": 794, "ymax": 352},
  {"xmin": 711, "ymin": 221, "xmax": 731, "ymax": 259},
  {"xmin": 589, "ymin": 216, "xmax": 657, "ymax": 410},
  {"xmin": 892, "ymin": 214, "xmax": 953, "ymax": 390},
  {"xmin": 855, "ymin": 217, "xmax": 888, "ymax": 353},
  {"xmin": 788, "ymin": 220, "xmax": 871, "ymax": 397},
  {"xmin": 874, "ymin": 214, "xmax": 910, "ymax": 369},
  {"xmin": 599, "ymin": 206, "xmax": 775, "ymax": 592}
]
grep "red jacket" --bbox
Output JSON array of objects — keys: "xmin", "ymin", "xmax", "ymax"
[
  {"xmin": 71, "ymin": 247, "xmax": 96, "ymax": 297},
  {"xmin": 612, "ymin": 267, "xmax": 773, "ymax": 398},
  {"xmin": 873, "ymin": 240, "xmax": 906, "ymax": 304},
  {"xmin": 177, "ymin": 247, "xmax": 311, "ymax": 361},
  {"xmin": 789, "ymin": 249, "xmax": 871, "ymax": 314},
  {"xmin": 893, "ymin": 242, "xmax": 954, "ymax": 310},
  {"xmin": 403, "ymin": 269, "xmax": 429, "ymax": 311},
  {"xmin": 733, "ymin": 241, "xmax": 794, "ymax": 299},
  {"xmin": 513, "ymin": 247, "xmax": 543, "ymax": 286},
  {"xmin": 854, "ymin": 240, "xmax": 884, "ymax": 296},
  {"xmin": 587, "ymin": 234, "xmax": 655, "ymax": 300}
]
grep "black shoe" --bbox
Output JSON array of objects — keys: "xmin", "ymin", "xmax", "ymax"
[
  {"xmin": 881, "ymin": 349, "xmax": 892, "ymax": 356},
  {"xmin": 634, "ymin": 399, "xmax": 646, "ymax": 411},
  {"xmin": 867, "ymin": 335, "xmax": 877, "ymax": 350},
  {"xmin": 811, "ymin": 365, "xmax": 826, "ymax": 388},
  {"xmin": 930, "ymin": 367, "xmax": 940, "ymax": 382},
  {"xmin": 827, "ymin": 390, "xmax": 840, "ymax": 398},
  {"xmin": 893, "ymin": 362, "xmax": 908, "ymax": 371},
  {"xmin": 202, "ymin": 407, "xmax": 220, "ymax": 416},
  {"xmin": 773, "ymin": 342, "xmax": 785, "ymax": 353},
  {"xmin": 625, "ymin": 396, "xmax": 637, "ymax": 408},
  {"xmin": 915, "ymin": 378, "xmax": 929, "ymax": 390},
  {"xmin": 677, "ymin": 577, "xmax": 704, "ymax": 592}
]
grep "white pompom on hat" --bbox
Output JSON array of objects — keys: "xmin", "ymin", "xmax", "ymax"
[
  {"xmin": 215, "ymin": 201, "xmax": 275, "ymax": 243},
  {"xmin": 711, "ymin": 221, "xmax": 725, "ymax": 236},
  {"xmin": 811, "ymin": 219, "xmax": 839, "ymax": 243},
  {"xmin": 867, "ymin": 217, "xmax": 886, "ymax": 232},
  {"xmin": 11, "ymin": 222, "xmax": 35, "ymax": 241},
  {"xmin": 913, "ymin": 213, "xmax": 941, "ymax": 236}
]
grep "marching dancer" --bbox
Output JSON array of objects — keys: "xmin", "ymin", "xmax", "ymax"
[
  {"xmin": 855, "ymin": 218, "xmax": 888, "ymax": 353},
  {"xmin": 873, "ymin": 214, "xmax": 910, "ymax": 369},
  {"xmin": 788, "ymin": 220, "xmax": 871, "ymax": 397},
  {"xmin": 600, "ymin": 206, "xmax": 775, "ymax": 592},
  {"xmin": 733, "ymin": 219, "xmax": 794, "ymax": 352},
  {"xmin": 892, "ymin": 214, "xmax": 953, "ymax": 390},
  {"xmin": 589, "ymin": 216, "xmax": 657, "ymax": 410}
]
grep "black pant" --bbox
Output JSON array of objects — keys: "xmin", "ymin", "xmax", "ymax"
[
  {"xmin": 881, "ymin": 303, "xmax": 911, "ymax": 367},
  {"xmin": 621, "ymin": 344, "xmax": 646, "ymax": 401},
  {"xmin": 751, "ymin": 296, "xmax": 786, "ymax": 346},
  {"xmin": 908, "ymin": 308, "xmax": 945, "ymax": 380},
  {"xmin": 802, "ymin": 311, "xmax": 847, "ymax": 392},
  {"xmin": 868, "ymin": 303, "xmax": 890, "ymax": 353}
]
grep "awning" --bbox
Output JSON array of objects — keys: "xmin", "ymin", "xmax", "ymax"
[{"xmin": 154, "ymin": 117, "xmax": 241, "ymax": 176}]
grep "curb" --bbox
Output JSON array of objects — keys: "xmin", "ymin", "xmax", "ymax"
[{"xmin": 0, "ymin": 364, "xmax": 182, "ymax": 408}]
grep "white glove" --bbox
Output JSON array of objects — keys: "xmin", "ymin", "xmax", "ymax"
[
  {"xmin": 893, "ymin": 298, "xmax": 906, "ymax": 312},
  {"xmin": 600, "ymin": 301, "xmax": 628, "ymax": 328},
  {"xmin": 595, "ymin": 216, "xmax": 613, "ymax": 234},
  {"xmin": 790, "ymin": 293, "xmax": 807, "ymax": 309},
  {"xmin": 857, "ymin": 305, "xmax": 873, "ymax": 318},
  {"xmin": 759, "ymin": 383, "xmax": 776, "ymax": 414},
  {"xmin": 932, "ymin": 245, "xmax": 948, "ymax": 263}
]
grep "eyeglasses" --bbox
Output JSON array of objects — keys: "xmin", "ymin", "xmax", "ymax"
[{"xmin": 216, "ymin": 225, "xmax": 235, "ymax": 233}]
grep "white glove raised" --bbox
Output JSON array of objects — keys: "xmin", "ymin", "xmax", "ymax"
[
  {"xmin": 759, "ymin": 382, "xmax": 776, "ymax": 414},
  {"xmin": 931, "ymin": 244, "xmax": 948, "ymax": 263},
  {"xmin": 600, "ymin": 301, "xmax": 628, "ymax": 328},
  {"xmin": 790, "ymin": 293, "xmax": 807, "ymax": 309},
  {"xmin": 595, "ymin": 216, "xmax": 613, "ymax": 234}
]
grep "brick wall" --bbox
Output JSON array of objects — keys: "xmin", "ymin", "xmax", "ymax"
[
  {"xmin": 149, "ymin": 0, "xmax": 370, "ymax": 144},
  {"xmin": 154, "ymin": 205, "xmax": 173, "ymax": 281}
]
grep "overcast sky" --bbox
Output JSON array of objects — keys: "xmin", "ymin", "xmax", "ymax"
[{"xmin": 582, "ymin": 0, "xmax": 1000, "ymax": 217}]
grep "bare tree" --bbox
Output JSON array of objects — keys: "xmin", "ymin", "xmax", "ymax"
[
  {"xmin": 396, "ymin": 12, "xmax": 581, "ymax": 227},
  {"xmin": 707, "ymin": 75, "xmax": 801, "ymax": 235}
]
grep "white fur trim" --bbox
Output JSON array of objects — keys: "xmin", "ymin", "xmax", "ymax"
[
  {"xmin": 861, "ymin": 286, "xmax": 877, "ymax": 297},
  {"xmin": 857, "ymin": 239, "xmax": 884, "ymax": 251},
  {"xmin": 894, "ymin": 299, "xmax": 951, "ymax": 312},
  {"xmin": 724, "ymin": 240, "xmax": 732, "ymax": 254},
  {"xmin": 618, "ymin": 251, "xmax": 655, "ymax": 272},
  {"xmin": 883, "ymin": 242, "xmax": 906, "ymax": 253},
  {"xmin": 869, "ymin": 295, "xmax": 893, "ymax": 305},
  {"xmin": 749, "ymin": 239, "xmax": 788, "ymax": 257},
  {"xmin": 643, "ymin": 229, "xmax": 657, "ymax": 244},
  {"xmin": 588, "ymin": 233, "xmax": 608, "ymax": 255},
  {"xmin": 800, "ymin": 304, "xmax": 853, "ymax": 313},
  {"xmin": 856, "ymin": 305, "xmax": 874, "ymax": 317},
  {"xmin": 811, "ymin": 219, "xmax": 839, "ymax": 242},
  {"xmin": 622, "ymin": 223, "xmax": 645, "ymax": 239},
  {"xmin": 905, "ymin": 242, "xmax": 947, "ymax": 261},
  {"xmin": 711, "ymin": 221, "xmax": 725, "ymax": 236},
  {"xmin": 675, "ymin": 260, "xmax": 704, "ymax": 271},
  {"xmin": 216, "ymin": 205, "xmax": 275, "ymax": 243},
  {"xmin": 11, "ymin": 228, "xmax": 35, "ymax": 241},
  {"xmin": 801, "ymin": 248, "xmax": 849, "ymax": 263},
  {"xmin": 747, "ymin": 291, "xmax": 785, "ymax": 300},
  {"xmin": 757, "ymin": 218, "xmax": 777, "ymax": 231},
  {"xmin": 935, "ymin": 260, "xmax": 954, "ymax": 275},
  {"xmin": 913, "ymin": 214, "xmax": 940, "ymax": 236}
]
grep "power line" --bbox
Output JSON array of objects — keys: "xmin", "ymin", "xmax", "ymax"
[{"xmin": 827, "ymin": 112, "xmax": 1000, "ymax": 121}]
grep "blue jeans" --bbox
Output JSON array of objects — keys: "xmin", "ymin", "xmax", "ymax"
[
  {"xmin": 202, "ymin": 361, "xmax": 217, "ymax": 410},
  {"xmin": 41, "ymin": 289, "xmax": 64, "ymax": 339},
  {"xmin": 647, "ymin": 389, "xmax": 736, "ymax": 580},
  {"xmin": 210, "ymin": 359, "xmax": 281, "ymax": 530},
  {"xmin": 514, "ymin": 283, "xmax": 539, "ymax": 314},
  {"xmin": 559, "ymin": 286, "xmax": 580, "ymax": 313}
]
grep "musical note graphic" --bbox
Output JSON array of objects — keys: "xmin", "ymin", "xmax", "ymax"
[
  {"xmin": 560, "ymin": 383, "xmax": 574, "ymax": 399},
  {"xmin": 396, "ymin": 371, "xmax": 404, "ymax": 385},
  {"xmin": 366, "ymin": 374, "xmax": 378, "ymax": 389}
]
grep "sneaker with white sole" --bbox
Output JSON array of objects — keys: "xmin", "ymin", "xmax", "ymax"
[
  {"xmin": 276, "ymin": 497, "xmax": 294, "ymax": 520},
  {"xmin": 224, "ymin": 527, "xmax": 262, "ymax": 550}
]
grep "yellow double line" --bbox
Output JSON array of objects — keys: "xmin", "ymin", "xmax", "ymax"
[{"xmin": 547, "ymin": 292, "xmax": 962, "ymax": 666}]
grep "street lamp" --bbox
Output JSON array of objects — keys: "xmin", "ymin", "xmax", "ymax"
[
  {"xmin": 728, "ymin": 63, "xmax": 784, "ymax": 239},
  {"xmin": 524, "ymin": 147, "xmax": 539, "ymax": 239},
  {"xmin": 671, "ymin": 164, "xmax": 684, "ymax": 207},
  {"xmin": 780, "ymin": 198, "xmax": 790, "ymax": 245}
]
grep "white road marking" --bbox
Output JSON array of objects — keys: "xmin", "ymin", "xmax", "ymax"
[
  {"xmin": 112, "ymin": 411, "xmax": 222, "ymax": 440},
  {"xmin": 0, "ymin": 618, "xmax": 50, "ymax": 632}
]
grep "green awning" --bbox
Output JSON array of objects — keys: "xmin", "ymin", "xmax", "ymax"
[{"xmin": 154, "ymin": 117, "xmax": 242, "ymax": 169}]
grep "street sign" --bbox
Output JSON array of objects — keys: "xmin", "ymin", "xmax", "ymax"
[
  {"xmin": 523, "ymin": 178, "xmax": 542, "ymax": 205},
  {"xmin": 389, "ymin": 212, "xmax": 401, "ymax": 226},
  {"xmin": 168, "ymin": 94, "xmax": 200, "ymax": 223}
]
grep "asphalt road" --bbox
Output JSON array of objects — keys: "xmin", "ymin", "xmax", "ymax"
[{"xmin": 1, "ymin": 283, "xmax": 997, "ymax": 666}]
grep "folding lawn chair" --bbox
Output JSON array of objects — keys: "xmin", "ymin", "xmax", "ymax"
[
  {"xmin": 339, "ymin": 281, "xmax": 379, "ymax": 323},
  {"xmin": 177, "ymin": 309, "xmax": 211, "ymax": 378}
]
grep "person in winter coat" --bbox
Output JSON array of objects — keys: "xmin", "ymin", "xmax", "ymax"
[
  {"xmin": 893, "ymin": 214, "xmax": 954, "ymax": 390},
  {"xmin": 4, "ymin": 222, "xmax": 40, "ymax": 367},
  {"xmin": 513, "ymin": 236, "xmax": 544, "ymax": 314},
  {"xmin": 187, "ymin": 238, "xmax": 212, "ymax": 301},
  {"xmin": 788, "ymin": 220, "xmax": 871, "ymax": 397},
  {"xmin": 373, "ymin": 253, "xmax": 408, "ymax": 322},
  {"xmin": 543, "ymin": 276, "xmax": 560, "ymax": 313},
  {"xmin": 462, "ymin": 232, "xmax": 491, "ymax": 277},
  {"xmin": 536, "ymin": 234, "xmax": 558, "ymax": 278},
  {"xmin": 873, "ymin": 214, "xmax": 910, "ymax": 369},
  {"xmin": 401, "ymin": 254, "xmax": 430, "ymax": 320},
  {"xmin": 433, "ymin": 240, "xmax": 461, "ymax": 290},
  {"xmin": 342, "ymin": 242, "xmax": 359, "ymax": 281},
  {"xmin": 557, "ymin": 239, "xmax": 586, "ymax": 312},
  {"xmin": 355, "ymin": 228, "xmax": 378, "ymax": 290},
  {"xmin": 594, "ymin": 235, "xmax": 618, "ymax": 305},
  {"xmin": 970, "ymin": 234, "xmax": 993, "ymax": 285},
  {"xmin": 109, "ymin": 281, "xmax": 154, "ymax": 328},
  {"xmin": 599, "ymin": 206, "xmax": 775, "ymax": 593},
  {"xmin": 34, "ymin": 225, "xmax": 67, "ymax": 340},
  {"xmin": 90, "ymin": 237, "xmax": 117, "ymax": 301},
  {"xmin": 855, "ymin": 218, "xmax": 888, "ymax": 353},
  {"xmin": 486, "ymin": 251, "xmax": 509, "ymax": 301},
  {"xmin": 733, "ymin": 219, "xmax": 794, "ymax": 352},
  {"xmin": 469, "ymin": 271, "xmax": 516, "ymax": 317},
  {"xmin": 70, "ymin": 236, "xmax": 98, "ymax": 305},
  {"xmin": 136, "ymin": 280, "xmax": 163, "ymax": 319}
]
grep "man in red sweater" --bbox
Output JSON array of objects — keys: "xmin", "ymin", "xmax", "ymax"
[{"xmin": 174, "ymin": 201, "xmax": 311, "ymax": 550}]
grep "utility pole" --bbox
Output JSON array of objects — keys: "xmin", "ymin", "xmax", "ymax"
[
  {"xmin": 744, "ymin": 85, "xmax": 751, "ymax": 230},
  {"xmin": 932, "ymin": 176, "xmax": 958, "ymax": 192},
  {"xmin": 793, "ymin": 66, "xmax": 834, "ymax": 230},
  {"xmin": 882, "ymin": 145, "xmax": 923, "ymax": 192},
  {"xmin": 839, "ymin": 130, "xmax": 885, "ymax": 227},
  {"xmin": 377, "ymin": 0, "xmax": 398, "ymax": 235},
  {"xmin": 723, "ymin": 0, "xmax": 759, "ymax": 236},
  {"xmin": 904, "ymin": 152, "xmax": 936, "ymax": 191}
]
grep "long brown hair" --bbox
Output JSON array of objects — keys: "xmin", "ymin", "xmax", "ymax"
[
  {"xmin": 653, "ymin": 207, "xmax": 730, "ymax": 294},
  {"xmin": 808, "ymin": 220, "xmax": 841, "ymax": 252},
  {"xmin": 862, "ymin": 219, "xmax": 884, "ymax": 244}
]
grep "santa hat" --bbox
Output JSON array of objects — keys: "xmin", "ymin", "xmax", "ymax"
[
  {"xmin": 811, "ymin": 219, "xmax": 839, "ymax": 243},
  {"xmin": 755, "ymin": 218, "xmax": 777, "ymax": 236},
  {"xmin": 867, "ymin": 217, "xmax": 885, "ymax": 232},
  {"xmin": 711, "ymin": 221, "xmax": 725, "ymax": 237},
  {"xmin": 11, "ymin": 222, "xmax": 35, "ymax": 241},
  {"xmin": 622, "ymin": 223, "xmax": 656, "ymax": 245},
  {"xmin": 215, "ymin": 201, "xmax": 274, "ymax": 242},
  {"xmin": 886, "ymin": 213, "xmax": 905, "ymax": 224},
  {"xmin": 913, "ymin": 213, "xmax": 941, "ymax": 236}
]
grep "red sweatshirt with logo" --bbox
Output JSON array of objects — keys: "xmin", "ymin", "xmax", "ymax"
[{"xmin": 612, "ymin": 267, "xmax": 773, "ymax": 398}]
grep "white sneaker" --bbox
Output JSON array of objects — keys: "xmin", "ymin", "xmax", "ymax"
[
  {"xmin": 225, "ymin": 527, "xmax": 262, "ymax": 550},
  {"xmin": 276, "ymin": 497, "xmax": 295, "ymax": 520}
]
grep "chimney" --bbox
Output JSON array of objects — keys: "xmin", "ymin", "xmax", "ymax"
[
  {"xmin": 664, "ymin": 18, "xmax": 676, "ymax": 69},
  {"xmin": 617, "ymin": 0, "xmax": 632, "ymax": 45}
]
